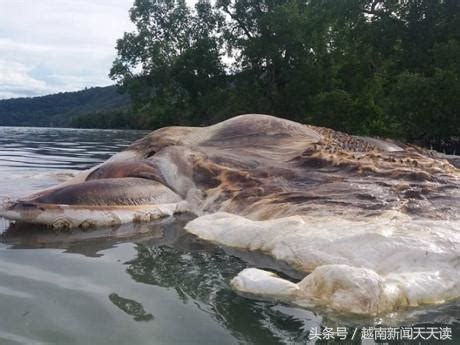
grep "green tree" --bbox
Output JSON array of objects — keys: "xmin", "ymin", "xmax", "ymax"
[
  {"xmin": 110, "ymin": 0, "xmax": 226, "ymax": 127},
  {"xmin": 109, "ymin": 0, "xmax": 460, "ymax": 152}
]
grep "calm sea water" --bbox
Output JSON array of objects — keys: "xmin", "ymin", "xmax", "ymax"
[{"xmin": 0, "ymin": 126, "xmax": 458, "ymax": 345}]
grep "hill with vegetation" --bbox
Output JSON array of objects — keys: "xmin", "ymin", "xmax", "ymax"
[{"xmin": 0, "ymin": 86, "xmax": 132, "ymax": 128}]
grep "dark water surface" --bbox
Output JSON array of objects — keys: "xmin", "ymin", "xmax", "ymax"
[{"xmin": 0, "ymin": 127, "xmax": 458, "ymax": 344}]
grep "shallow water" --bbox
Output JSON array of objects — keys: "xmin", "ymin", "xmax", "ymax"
[{"xmin": 0, "ymin": 126, "xmax": 458, "ymax": 344}]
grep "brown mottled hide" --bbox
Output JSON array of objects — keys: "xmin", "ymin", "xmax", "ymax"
[
  {"xmin": 33, "ymin": 178, "xmax": 180, "ymax": 206},
  {"xmin": 86, "ymin": 161, "xmax": 165, "ymax": 184},
  {"xmin": 121, "ymin": 114, "xmax": 459, "ymax": 219},
  {"xmin": 2, "ymin": 114, "xmax": 459, "ymax": 225}
]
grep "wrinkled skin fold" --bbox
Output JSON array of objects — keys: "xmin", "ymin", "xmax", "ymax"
[{"xmin": 1, "ymin": 114, "xmax": 459, "ymax": 315}]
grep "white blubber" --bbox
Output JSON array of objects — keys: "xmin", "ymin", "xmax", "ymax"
[
  {"xmin": 185, "ymin": 211, "xmax": 460, "ymax": 315},
  {"xmin": 230, "ymin": 268, "xmax": 300, "ymax": 298}
]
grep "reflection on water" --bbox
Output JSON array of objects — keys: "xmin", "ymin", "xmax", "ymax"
[
  {"xmin": 0, "ymin": 126, "xmax": 458, "ymax": 344},
  {"xmin": 109, "ymin": 293, "xmax": 155, "ymax": 322}
]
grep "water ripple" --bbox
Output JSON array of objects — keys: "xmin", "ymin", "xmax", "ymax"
[{"xmin": 0, "ymin": 126, "xmax": 146, "ymax": 201}]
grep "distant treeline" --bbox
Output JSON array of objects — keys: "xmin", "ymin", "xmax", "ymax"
[
  {"xmin": 0, "ymin": 0, "xmax": 458, "ymax": 153},
  {"xmin": 108, "ymin": 0, "xmax": 459, "ymax": 152},
  {"xmin": 0, "ymin": 86, "xmax": 131, "ymax": 128}
]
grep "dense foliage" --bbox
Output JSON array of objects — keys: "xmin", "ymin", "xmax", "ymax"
[
  {"xmin": 0, "ymin": 86, "xmax": 131, "ymax": 128},
  {"xmin": 0, "ymin": 0, "xmax": 458, "ymax": 152},
  {"xmin": 110, "ymin": 0, "xmax": 459, "ymax": 152}
]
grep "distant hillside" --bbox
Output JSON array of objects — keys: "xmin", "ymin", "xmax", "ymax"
[{"xmin": 0, "ymin": 86, "xmax": 132, "ymax": 128}]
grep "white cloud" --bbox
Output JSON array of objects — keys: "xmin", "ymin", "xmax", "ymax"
[
  {"xmin": 0, "ymin": 60, "xmax": 53, "ymax": 98},
  {"xmin": 0, "ymin": 0, "xmax": 134, "ymax": 99}
]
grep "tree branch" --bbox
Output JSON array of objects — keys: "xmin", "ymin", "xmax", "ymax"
[{"xmin": 222, "ymin": 6, "xmax": 253, "ymax": 39}]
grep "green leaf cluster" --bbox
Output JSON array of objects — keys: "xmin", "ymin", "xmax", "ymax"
[{"xmin": 110, "ymin": 0, "xmax": 460, "ymax": 152}]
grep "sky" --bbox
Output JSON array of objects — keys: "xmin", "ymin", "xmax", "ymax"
[{"xmin": 0, "ymin": 0, "xmax": 134, "ymax": 99}]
